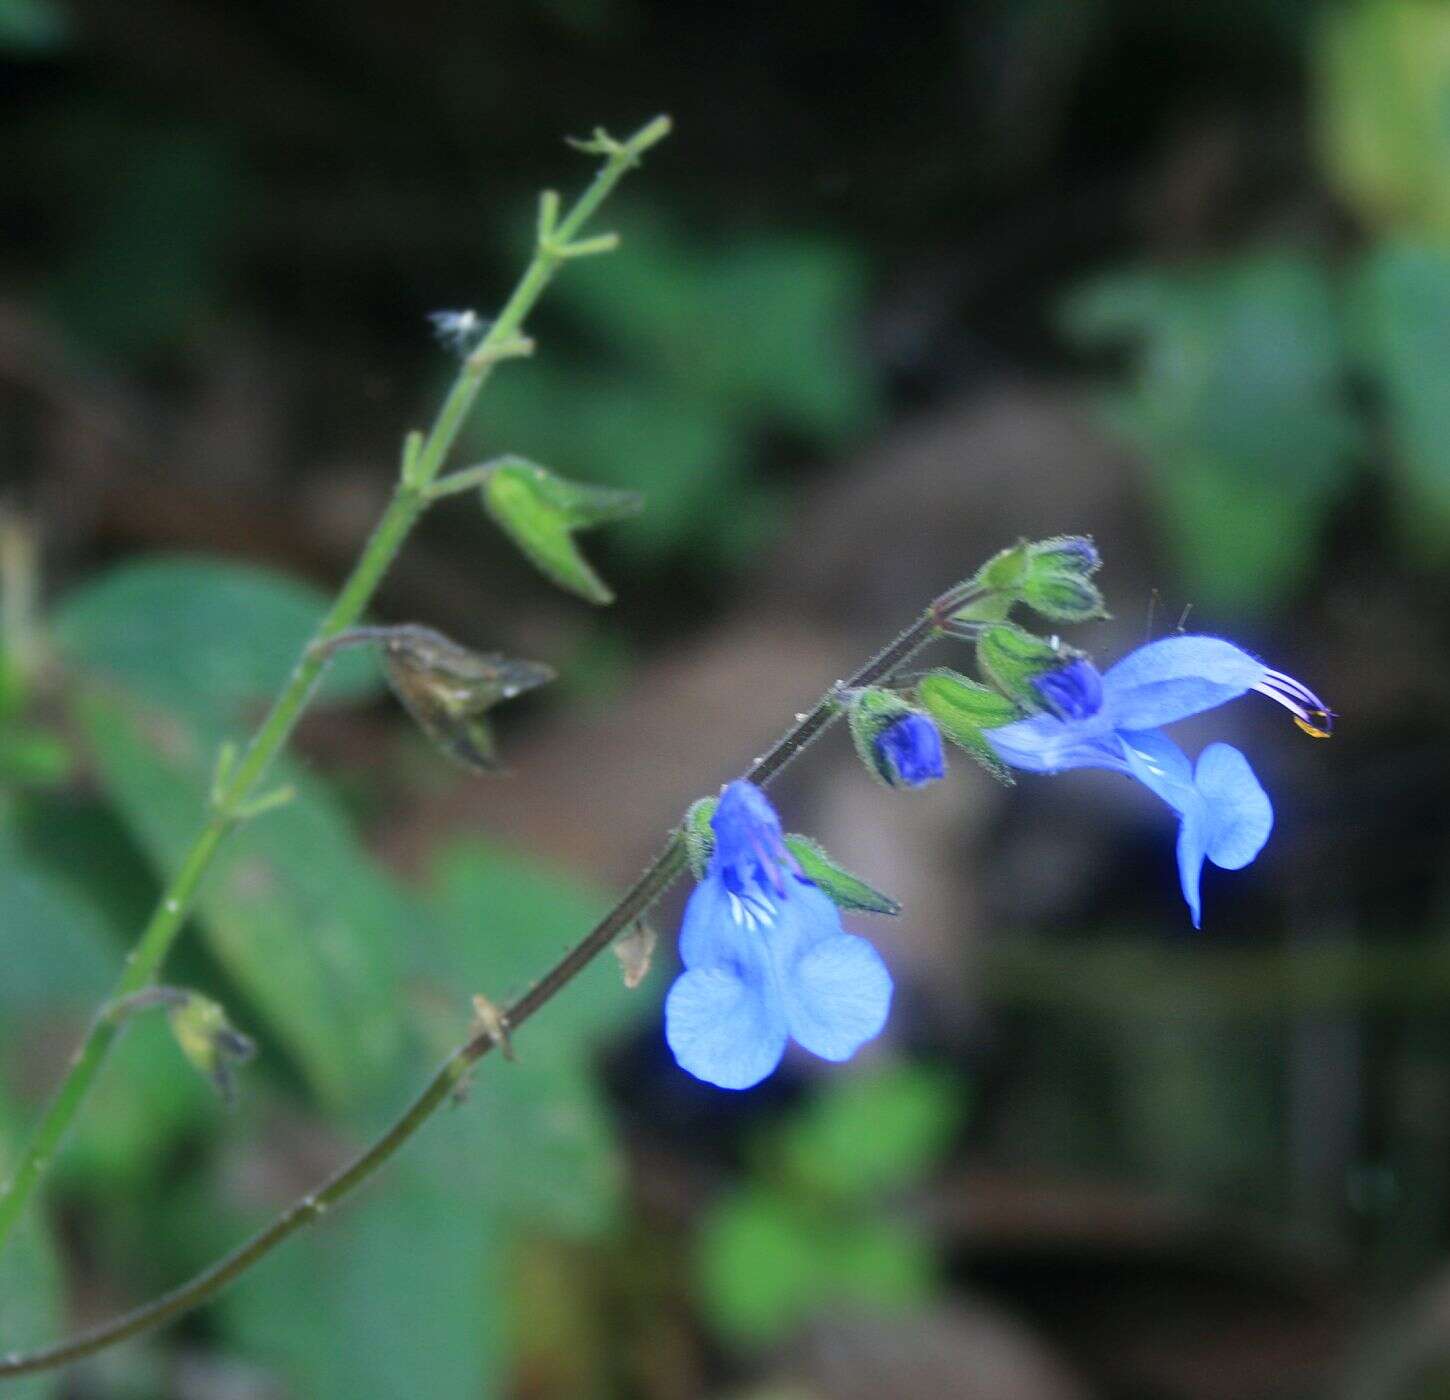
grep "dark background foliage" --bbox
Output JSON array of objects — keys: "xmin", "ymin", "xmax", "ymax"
[{"xmin": 2, "ymin": 1, "xmax": 1448, "ymax": 1397}]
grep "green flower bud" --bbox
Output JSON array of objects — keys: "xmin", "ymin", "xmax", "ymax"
[
  {"xmin": 916, "ymin": 668, "xmax": 1021, "ymax": 784},
  {"xmin": 844, "ymin": 687, "xmax": 916, "ymax": 788},
  {"xmin": 976, "ymin": 624, "xmax": 1082, "ymax": 710},
  {"xmin": 1022, "ymin": 535, "xmax": 1107, "ymax": 622}
]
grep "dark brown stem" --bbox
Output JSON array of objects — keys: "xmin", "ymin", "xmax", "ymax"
[{"xmin": 0, "ymin": 597, "xmax": 946, "ymax": 1379}]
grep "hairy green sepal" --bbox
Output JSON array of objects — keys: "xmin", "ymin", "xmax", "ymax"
[
  {"xmin": 916, "ymin": 668, "xmax": 1020, "ymax": 784},
  {"xmin": 482, "ymin": 460, "xmax": 643, "ymax": 605}
]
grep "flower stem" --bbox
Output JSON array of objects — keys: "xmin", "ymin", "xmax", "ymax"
[
  {"xmin": 0, "ymin": 115, "xmax": 670, "ymax": 1263},
  {"xmin": 0, "ymin": 593, "xmax": 947, "ymax": 1378}
]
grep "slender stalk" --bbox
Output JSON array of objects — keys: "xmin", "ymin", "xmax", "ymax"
[
  {"xmin": 0, "ymin": 598, "xmax": 944, "ymax": 1378},
  {"xmin": 0, "ymin": 115, "xmax": 670, "ymax": 1261}
]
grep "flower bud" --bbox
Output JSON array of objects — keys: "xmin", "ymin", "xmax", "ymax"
[
  {"xmin": 976, "ymin": 624, "xmax": 1083, "ymax": 710},
  {"xmin": 916, "ymin": 668, "xmax": 1021, "ymax": 783},
  {"xmin": 846, "ymin": 688, "xmax": 944, "ymax": 790}
]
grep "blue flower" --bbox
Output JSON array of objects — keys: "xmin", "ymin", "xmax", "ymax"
[
  {"xmin": 984, "ymin": 636, "xmax": 1332, "ymax": 927},
  {"xmin": 875, "ymin": 713, "xmax": 947, "ymax": 789},
  {"xmin": 665, "ymin": 781, "xmax": 893, "ymax": 1090}
]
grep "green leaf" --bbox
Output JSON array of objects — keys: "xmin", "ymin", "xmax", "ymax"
[
  {"xmin": 783, "ymin": 835, "xmax": 900, "ymax": 916},
  {"xmin": 1315, "ymin": 0, "xmax": 1450, "ymax": 236},
  {"xmin": 76, "ymin": 689, "xmax": 409, "ymax": 1110},
  {"xmin": 47, "ymin": 128, "xmax": 237, "ymax": 359},
  {"xmin": 482, "ymin": 460, "xmax": 642, "ymax": 605},
  {"xmin": 0, "ymin": 815, "xmax": 116, "ymax": 1017},
  {"xmin": 552, "ymin": 211, "xmax": 879, "ymax": 444},
  {"xmin": 0, "ymin": 1090, "xmax": 64, "ymax": 1399},
  {"xmin": 775, "ymin": 1064, "xmax": 962, "ymax": 1200},
  {"xmin": 697, "ymin": 1188, "xmax": 831, "ymax": 1345},
  {"xmin": 220, "ymin": 1140, "xmax": 504, "ymax": 1400},
  {"xmin": 1352, "ymin": 241, "xmax": 1450, "ymax": 550},
  {"xmin": 423, "ymin": 838, "xmax": 648, "ymax": 1237},
  {"xmin": 1061, "ymin": 254, "xmax": 1358, "ymax": 612},
  {"xmin": 0, "ymin": 0, "xmax": 67, "ymax": 54},
  {"xmin": 697, "ymin": 1187, "xmax": 935, "ymax": 1347},
  {"xmin": 52, "ymin": 557, "xmax": 383, "ymax": 722}
]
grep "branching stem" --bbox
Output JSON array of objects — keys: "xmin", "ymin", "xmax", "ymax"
[{"xmin": 0, "ymin": 115, "xmax": 670, "ymax": 1264}]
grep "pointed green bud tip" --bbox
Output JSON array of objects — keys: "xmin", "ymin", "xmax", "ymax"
[
  {"xmin": 916, "ymin": 668, "xmax": 1020, "ymax": 784},
  {"xmin": 1022, "ymin": 536, "xmax": 1107, "ymax": 622},
  {"xmin": 483, "ymin": 460, "xmax": 643, "ymax": 605},
  {"xmin": 684, "ymin": 795, "xmax": 719, "ymax": 878},
  {"xmin": 166, "ymin": 993, "xmax": 256, "ymax": 1106},
  {"xmin": 784, "ymin": 834, "xmax": 900, "ymax": 915},
  {"xmin": 975, "ymin": 624, "xmax": 1083, "ymax": 711}
]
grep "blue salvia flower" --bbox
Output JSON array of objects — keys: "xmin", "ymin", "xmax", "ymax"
[
  {"xmin": 984, "ymin": 636, "xmax": 1332, "ymax": 927},
  {"xmin": 875, "ymin": 712, "xmax": 947, "ymax": 789},
  {"xmin": 665, "ymin": 781, "xmax": 893, "ymax": 1089}
]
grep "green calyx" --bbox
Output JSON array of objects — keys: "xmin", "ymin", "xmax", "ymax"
[
  {"xmin": 784, "ymin": 835, "xmax": 901, "ymax": 916},
  {"xmin": 949, "ymin": 536, "xmax": 1105, "ymax": 629},
  {"xmin": 482, "ymin": 459, "xmax": 643, "ymax": 605},
  {"xmin": 1021, "ymin": 535, "xmax": 1107, "ymax": 623},
  {"xmin": 915, "ymin": 668, "xmax": 1021, "ymax": 784},
  {"xmin": 975, "ymin": 623, "xmax": 1082, "ymax": 710},
  {"xmin": 844, "ymin": 687, "xmax": 917, "ymax": 789}
]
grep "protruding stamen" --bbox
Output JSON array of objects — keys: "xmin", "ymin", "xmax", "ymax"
[{"xmin": 1253, "ymin": 669, "xmax": 1334, "ymax": 738}]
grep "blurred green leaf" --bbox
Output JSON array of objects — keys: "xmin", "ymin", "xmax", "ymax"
[
  {"xmin": 1315, "ymin": 0, "xmax": 1450, "ymax": 235},
  {"xmin": 57, "ymin": 1013, "xmax": 212, "ymax": 1194},
  {"xmin": 1062, "ymin": 254, "xmax": 1358, "ymax": 612},
  {"xmin": 53, "ymin": 557, "xmax": 382, "ymax": 723},
  {"xmin": 471, "ymin": 369, "xmax": 751, "ymax": 561},
  {"xmin": 698, "ymin": 1187, "xmax": 934, "ymax": 1347},
  {"xmin": 0, "ymin": 799, "xmax": 214, "ymax": 1192},
  {"xmin": 0, "ymin": 815, "xmax": 116, "ymax": 1016},
  {"xmin": 48, "ymin": 128, "xmax": 237, "ymax": 359},
  {"xmin": 76, "ymin": 689, "xmax": 409, "ymax": 1110},
  {"xmin": 0, "ymin": 0, "xmax": 69, "ymax": 54},
  {"xmin": 1352, "ymin": 241, "xmax": 1450, "ymax": 550},
  {"xmin": 423, "ymin": 839, "xmax": 648, "ymax": 1237},
  {"xmin": 0, "ymin": 727, "xmax": 72, "ymax": 788},
  {"xmin": 0, "ymin": 1090, "xmax": 64, "ymax": 1399},
  {"xmin": 220, "ymin": 1140, "xmax": 503, "ymax": 1400},
  {"xmin": 775, "ymin": 1064, "xmax": 962, "ymax": 1201},
  {"xmin": 558, "ymin": 213, "xmax": 878, "ymax": 442},
  {"xmin": 468, "ymin": 211, "xmax": 877, "ymax": 567},
  {"xmin": 698, "ymin": 1189, "xmax": 827, "ymax": 1345}
]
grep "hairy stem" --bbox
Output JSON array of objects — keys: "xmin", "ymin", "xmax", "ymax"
[
  {"xmin": 0, "ymin": 596, "xmax": 945, "ymax": 1378},
  {"xmin": 0, "ymin": 115, "xmax": 670, "ymax": 1262}
]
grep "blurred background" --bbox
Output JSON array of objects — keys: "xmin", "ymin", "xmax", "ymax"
[{"xmin": 2, "ymin": 1, "xmax": 1448, "ymax": 1396}]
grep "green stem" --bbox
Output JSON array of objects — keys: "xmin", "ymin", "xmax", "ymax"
[
  {"xmin": 0, "ymin": 596, "xmax": 945, "ymax": 1378},
  {"xmin": 0, "ymin": 115, "xmax": 670, "ymax": 1263}
]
